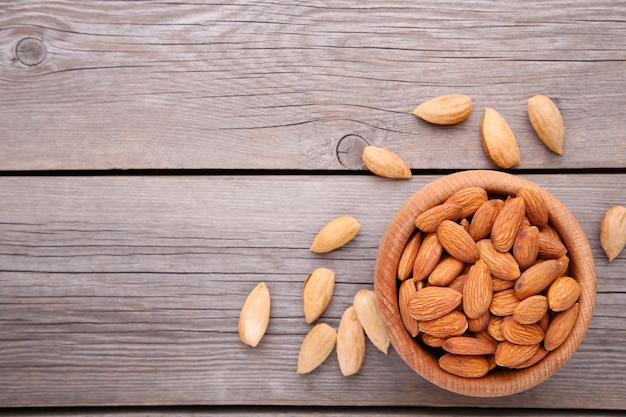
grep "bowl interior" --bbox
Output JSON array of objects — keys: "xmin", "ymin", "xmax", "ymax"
[{"xmin": 374, "ymin": 170, "xmax": 596, "ymax": 397}]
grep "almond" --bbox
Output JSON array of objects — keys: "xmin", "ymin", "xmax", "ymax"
[
  {"xmin": 544, "ymin": 303, "xmax": 579, "ymax": 351},
  {"xmin": 528, "ymin": 94, "xmax": 565, "ymax": 155},
  {"xmin": 415, "ymin": 203, "xmax": 464, "ymax": 233},
  {"xmin": 296, "ymin": 323, "xmax": 337, "ymax": 374},
  {"xmin": 501, "ymin": 316, "xmax": 544, "ymax": 345},
  {"xmin": 398, "ymin": 232, "xmax": 422, "ymax": 280},
  {"xmin": 468, "ymin": 311, "xmax": 491, "ymax": 332},
  {"xmin": 538, "ymin": 230, "xmax": 568, "ymax": 259},
  {"xmin": 439, "ymin": 353, "xmax": 489, "ymax": 378},
  {"xmin": 428, "ymin": 255, "xmax": 465, "ymax": 286},
  {"xmin": 463, "ymin": 260, "xmax": 492, "ymax": 319},
  {"xmin": 448, "ymin": 273, "xmax": 468, "ymax": 293},
  {"xmin": 600, "ymin": 205, "xmax": 626, "ymax": 262},
  {"xmin": 445, "ymin": 187, "xmax": 488, "ymax": 219},
  {"xmin": 487, "ymin": 316, "xmax": 506, "ymax": 341},
  {"xmin": 513, "ymin": 295, "xmax": 549, "ymax": 324},
  {"xmin": 477, "ymin": 238, "xmax": 521, "ymax": 280},
  {"xmin": 302, "ymin": 267, "xmax": 335, "ymax": 324},
  {"xmin": 491, "ymin": 197, "xmax": 526, "ymax": 253},
  {"xmin": 480, "ymin": 107, "xmax": 521, "ymax": 169},
  {"xmin": 418, "ymin": 310, "xmax": 468, "ymax": 338},
  {"xmin": 362, "ymin": 145, "xmax": 412, "ymax": 179},
  {"xmin": 413, "ymin": 233, "xmax": 444, "ymax": 281},
  {"xmin": 442, "ymin": 336, "xmax": 496, "ymax": 355},
  {"xmin": 469, "ymin": 199, "xmax": 505, "ymax": 241},
  {"xmin": 547, "ymin": 276, "xmax": 581, "ymax": 312},
  {"xmin": 513, "ymin": 226, "xmax": 540, "ymax": 270},
  {"xmin": 514, "ymin": 258, "xmax": 565, "ymax": 300},
  {"xmin": 490, "ymin": 288, "xmax": 520, "ymax": 316},
  {"xmin": 398, "ymin": 279, "xmax": 419, "ymax": 337},
  {"xmin": 514, "ymin": 346, "xmax": 549, "ymax": 369},
  {"xmin": 437, "ymin": 220, "xmax": 480, "ymax": 263},
  {"xmin": 336, "ymin": 306, "xmax": 365, "ymax": 376},
  {"xmin": 353, "ymin": 289, "xmax": 389, "ymax": 354},
  {"xmin": 412, "ymin": 94, "xmax": 473, "ymax": 125},
  {"xmin": 517, "ymin": 186, "xmax": 549, "ymax": 229},
  {"xmin": 310, "ymin": 215, "xmax": 361, "ymax": 253},
  {"xmin": 491, "ymin": 277, "xmax": 515, "ymax": 292},
  {"xmin": 421, "ymin": 333, "xmax": 446, "ymax": 347},
  {"xmin": 408, "ymin": 286, "xmax": 463, "ymax": 321},
  {"xmin": 238, "ymin": 282, "xmax": 271, "ymax": 348},
  {"xmin": 495, "ymin": 341, "xmax": 541, "ymax": 368}
]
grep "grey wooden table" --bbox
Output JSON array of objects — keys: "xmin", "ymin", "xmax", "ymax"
[{"xmin": 1, "ymin": 1, "xmax": 625, "ymax": 415}]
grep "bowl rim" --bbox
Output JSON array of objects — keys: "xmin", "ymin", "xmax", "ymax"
[{"xmin": 374, "ymin": 170, "xmax": 596, "ymax": 397}]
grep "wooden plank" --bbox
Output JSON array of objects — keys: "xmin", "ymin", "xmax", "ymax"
[
  {"xmin": 1, "ymin": 1, "xmax": 625, "ymax": 171},
  {"xmin": 0, "ymin": 174, "xmax": 624, "ymax": 409}
]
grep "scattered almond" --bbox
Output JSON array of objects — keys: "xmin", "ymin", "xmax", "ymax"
[
  {"xmin": 412, "ymin": 94, "xmax": 473, "ymax": 125},
  {"xmin": 528, "ymin": 94, "xmax": 565, "ymax": 155},
  {"xmin": 310, "ymin": 215, "xmax": 361, "ymax": 253},
  {"xmin": 238, "ymin": 282, "xmax": 271, "ymax": 348},
  {"xmin": 480, "ymin": 107, "xmax": 521, "ymax": 169},
  {"xmin": 600, "ymin": 205, "xmax": 626, "ymax": 262},
  {"xmin": 353, "ymin": 289, "xmax": 390, "ymax": 354},
  {"xmin": 297, "ymin": 323, "xmax": 337, "ymax": 374},
  {"xmin": 302, "ymin": 267, "xmax": 336, "ymax": 324},
  {"xmin": 336, "ymin": 306, "xmax": 366, "ymax": 376},
  {"xmin": 362, "ymin": 145, "xmax": 412, "ymax": 179}
]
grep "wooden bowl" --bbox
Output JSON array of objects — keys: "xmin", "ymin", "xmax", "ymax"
[{"xmin": 374, "ymin": 170, "xmax": 596, "ymax": 397}]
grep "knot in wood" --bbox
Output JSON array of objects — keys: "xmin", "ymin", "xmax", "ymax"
[
  {"xmin": 336, "ymin": 134, "xmax": 369, "ymax": 170},
  {"xmin": 16, "ymin": 37, "xmax": 47, "ymax": 66}
]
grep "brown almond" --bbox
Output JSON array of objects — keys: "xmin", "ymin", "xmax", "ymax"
[
  {"xmin": 600, "ymin": 205, "xmax": 626, "ymax": 262},
  {"xmin": 302, "ymin": 267, "xmax": 335, "ymax": 324},
  {"xmin": 412, "ymin": 94, "xmax": 473, "ymax": 125},
  {"xmin": 513, "ymin": 295, "xmax": 549, "ymax": 324},
  {"xmin": 296, "ymin": 323, "xmax": 337, "ymax": 374},
  {"xmin": 538, "ymin": 312, "xmax": 551, "ymax": 332},
  {"xmin": 495, "ymin": 341, "xmax": 541, "ymax": 368},
  {"xmin": 448, "ymin": 273, "xmax": 468, "ymax": 293},
  {"xmin": 413, "ymin": 233, "xmax": 443, "ymax": 281},
  {"xmin": 336, "ymin": 306, "xmax": 365, "ymax": 376},
  {"xmin": 353, "ymin": 289, "xmax": 389, "ymax": 354},
  {"xmin": 547, "ymin": 276, "xmax": 581, "ymax": 312},
  {"xmin": 469, "ymin": 199, "xmax": 505, "ymax": 241},
  {"xmin": 437, "ymin": 220, "xmax": 480, "ymax": 264},
  {"xmin": 238, "ymin": 282, "xmax": 271, "ymax": 348},
  {"xmin": 544, "ymin": 303, "xmax": 579, "ymax": 351},
  {"xmin": 415, "ymin": 203, "xmax": 464, "ymax": 233},
  {"xmin": 439, "ymin": 353, "xmax": 489, "ymax": 378},
  {"xmin": 517, "ymin": 186, "xmax": 549, "ymax": 229},
  {"xmin": 490, "ymin": 288, "xmax": 521, "ymax": 316},
  {"xmin": 463, "ymin": 260, "xmax": 492, "ymax": 319},
  {"xmin": 481, "ymin": 107, "xmax": 521, "ymax": 169},
  {"xmin": 501, "ymin": 316, "xmax": 544, "ymax": 345},
  {"xmin": 428, "ymin": 255, "xmax": 465, "ymax": 286},
  {"xmin": 362, "ymin": 145, "xmax": 412, "ymax": 179},
  {"xmin": 514, "ymin": 258, "xmax": 565, "ymax": 300},
  {"xmin": 445, "ymin": 187, "xmax": 488, "ymax": 219},
  {"xmin": 310, "ymin": 215, "xmax": 361, "ymax": 253},
  {"xmin": 487, "ymin": 316, "xmax": 506, "ymax": 341},
  {"xmin": 421, "ymin": 333, "xmax": 446, "ymax": 347},
  {"xmin": 514, "ymin": 346, "xmax": 549, "ymax": 369},
  {"xmin": 408, "ymin": 286, "xmax": 463, "ymax": 321},
  {"xmin": 473, "ymin": 329, "xmax": 500, "ymax": 351},
  {"xmin": 398, "ymin": 279, "xmax": 419, "ymax": 337},
  {"xmin": 468, "ymin": 311, "xmax": 491, "ymax": 332},
  {"xmin": 418, "ymin": 310, "xmax": 468, "ymax": 338},
  {"xmin": 513, "ymin": 226, "xmax": 540, "ymax": 270},
  {"xmin": 442, "ymin": 336, "xmax": 496, "ymax": 355},
  {"xmin": 538, "ymin": 231, "xmax": 568, "ymax": 259},
  {"xmin": 491, "ymin": 197, "xmax": 526, "ymax": 253},
  {"xmin": 477, "ymin": 238, "xmax": 521, "ymax": 281},
  {"xmin": 398, "ymin": 232, "xmax": 422, "ymax": 281},
  {"xmin": 528, "ymin": 94, "xmax": 565, "ymax": 155}
]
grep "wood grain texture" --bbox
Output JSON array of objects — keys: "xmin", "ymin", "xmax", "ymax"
[
  {"xmin": 1, "ymin": 1, "xmax": 625, "ymax": 170},
  {"xmin": 0, "ymin": 174, "xmax": 624, "ymax": 409}
]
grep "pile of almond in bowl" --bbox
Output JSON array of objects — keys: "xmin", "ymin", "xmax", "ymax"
[{"xmin": 397, "ymin": 185, "xmax": 580, "ymax": 377}]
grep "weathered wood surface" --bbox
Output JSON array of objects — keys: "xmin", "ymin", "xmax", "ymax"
[
  {"xmin": 0, "ymin": 175, "xmax": 624, "ymax": 409},
  {"xmin": 1, "ymin": 1, "xmax": 625, "ymax": 171}
]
